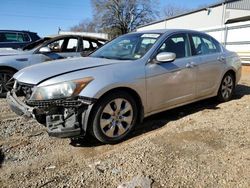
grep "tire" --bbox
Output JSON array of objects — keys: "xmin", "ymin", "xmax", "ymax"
[
  {"xmin": 0, "ymin": 69, "xmax": 15, "ymax": 98},
  {"xmin": 217, "ymin": 73, "xmax": 235, "ymax": 102},
  {"xmin": 89, "ymin": 91, "xmax": 138, "ymax": 144}
]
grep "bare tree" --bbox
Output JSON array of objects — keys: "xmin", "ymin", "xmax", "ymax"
[
  {"xmin": 162, "ymin": 4, "xmax": 189, "ymax": 18},
  {"xmin": 91, "ymin": 0, "xmax": 159, "ymax": 38},
  {"xmin": 70, "ymin": 19, "xmax": 98, "ymax": 33}
]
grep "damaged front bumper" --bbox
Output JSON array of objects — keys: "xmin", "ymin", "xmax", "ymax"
[
  {"xmin": 6, "ymin": 91, "xmax": 34, "ymax": 118},
  {"xmin": 7, "ymin": 90, "xmax": 95, "ymax": 138}
]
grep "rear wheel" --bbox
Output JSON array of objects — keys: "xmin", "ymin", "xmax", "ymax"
[
  {"xmin": 0, "ymin": 69, "xmax": 15, "ymax": 97},
  {"xmin": 217, "ymin": 73, "xmax": 235, "ymax": 102},
  {"xmin": 89, "ymin": 91, "xmax": 138, "ymax": 144}
]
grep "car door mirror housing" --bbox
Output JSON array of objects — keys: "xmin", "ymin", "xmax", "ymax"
[
  {"xmin": 155, "ymin": 52, "xmax": 176, "ymax": 63},
  {"xmin": 39, "ymin": 47, "xmax": 51, "ymax": 53}
]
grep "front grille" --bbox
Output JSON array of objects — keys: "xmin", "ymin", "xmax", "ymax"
[{"xmin": 26, "ymin": 99, "xmax": 85, "ymax": 108}]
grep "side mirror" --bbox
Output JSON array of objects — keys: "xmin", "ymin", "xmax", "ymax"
[
  {"xmin": 39, "ymin": 47, "xmax": 51, "ymax": 53},
  {"xmin": 155, "ymin": 52, "xmax": 176, "ymax": 63}
]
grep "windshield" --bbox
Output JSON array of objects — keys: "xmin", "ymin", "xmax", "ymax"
[{"xmin": 91, "ymin": 33, "xmax": 161, "ymax": 60}]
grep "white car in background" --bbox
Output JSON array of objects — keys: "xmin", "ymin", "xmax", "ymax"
[{"xmin": 0, "ymin": 35, "xmax": 107, "ymax": 96}]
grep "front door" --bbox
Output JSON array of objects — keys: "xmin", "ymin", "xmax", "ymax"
[{"xmin": 146, "ymin": 33, "xmax": 197, "ymax": 113}]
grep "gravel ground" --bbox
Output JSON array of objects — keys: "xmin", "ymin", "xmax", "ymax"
[{"xmin": 0, "ymin": 70, "xmax": 249, "ymax": 188}]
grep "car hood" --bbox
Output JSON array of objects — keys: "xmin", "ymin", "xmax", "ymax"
[{"xmin": 14, "ymin": 57, "xmax": 121, "ymax": 85}]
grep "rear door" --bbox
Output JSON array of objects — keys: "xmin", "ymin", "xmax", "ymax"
[{"xmin": 189, "ymin": 33, "xmax": 225, "ymax": 98}]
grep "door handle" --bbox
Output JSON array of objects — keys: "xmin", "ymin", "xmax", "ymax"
[{"xmin": 186, "ymin": 62, "xmax": 197, "ymax": 68}]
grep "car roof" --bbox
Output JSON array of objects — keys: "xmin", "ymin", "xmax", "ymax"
[
  {"xmin": 45, "ymin": 34, "xmax": 108, "ymax": 42},
  {"xmin": 0, "ymin": 30, "xmax": 38, "ymax": 34},
  {"xmin": 134, "ymin": 29, "xmax": 204, "ymax": 35}
]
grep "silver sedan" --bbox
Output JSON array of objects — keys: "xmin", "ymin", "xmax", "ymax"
[{"xmin": 7, "ymin": 29, "xmax": 242, "ymax": 144}]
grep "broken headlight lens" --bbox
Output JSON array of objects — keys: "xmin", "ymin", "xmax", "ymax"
[{"xmin": 30, "ymin": 77, "xmax": 93, "ymax": 100}]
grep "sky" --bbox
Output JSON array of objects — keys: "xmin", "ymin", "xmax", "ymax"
[{"xmin": 0, "ymin": 0, "xmax": 219, "ymax": 37}]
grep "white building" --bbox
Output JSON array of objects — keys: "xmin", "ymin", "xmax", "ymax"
[{"xmin": 137, "ymin": 0, "xmax": 250, "ymax": 64}]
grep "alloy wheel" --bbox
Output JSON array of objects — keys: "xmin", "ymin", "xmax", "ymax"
[
  {"xmin": 221, "ymin": 75, "xmax": 233, "ymax": 100},
  {"xmin": 100, "ymin": 98, "xmax": 133, "ymax": 138},
  {"xmin": 0, "ymin": 72, "xmax": 14, "ymax": 94}
]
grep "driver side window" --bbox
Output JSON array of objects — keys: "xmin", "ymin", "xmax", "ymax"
[{"xmin": 158, "ymin": 34, "xmax": 191, "ymax": 59}]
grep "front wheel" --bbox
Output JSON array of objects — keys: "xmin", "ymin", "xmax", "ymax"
[
  {"xmin": 217, "ymin": 73, "xmax": 235, "ymax": 102},
  {"xmin": 89, "ymin": 91, "xmax": 138, "ymax": 144}
]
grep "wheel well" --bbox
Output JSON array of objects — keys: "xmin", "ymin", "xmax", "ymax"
[
  {"xmin": 0, "ymin": 66, "xmax": 18, "ymax": 73},
  {"xmin": 90, "ymin": 87, "xmax": 144, "ymax": 124}
]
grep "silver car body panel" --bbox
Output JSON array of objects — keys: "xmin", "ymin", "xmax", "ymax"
[
  {"xmin": 0, "ymin": 47, "xmax": 81, "ymax": 71},
  {"xmin": 0, "ymin": 48, "xmax": 22, "ymax": 56},
  {"xmin": 10, "ymin": 29, "xmax": 241, "ymax": 127}
]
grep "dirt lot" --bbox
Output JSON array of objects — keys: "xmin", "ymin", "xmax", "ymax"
[{"xmin": 0, "ymin": 68, "xmax": 250, "ymax": 188}]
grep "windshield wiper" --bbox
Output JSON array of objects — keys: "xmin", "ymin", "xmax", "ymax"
[
  {"xmin": 93, "ymin": 55, "xmax": 135, "ymax": 61},
  {"xmin": 94, "ymin": 55, "xmax": 113, "ymax": 59}
]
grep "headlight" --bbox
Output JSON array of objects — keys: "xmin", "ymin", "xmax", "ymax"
[{"xmin": 30, "ymin": 77, "xmax": 93, "ymax": 100}]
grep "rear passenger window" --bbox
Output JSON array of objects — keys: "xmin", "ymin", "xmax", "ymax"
[
  {"xmin": 0, "ymin": 32, "xmax": 30, "ymax": 43},
  {"xmin": 92, "ymin": 42, "xmax": 98, "ymax": 48},
  {"xmin": 66, "ymin": 38, "xmax": 78, "ymax": 52},
  {"xmin": 192, "ymin": 36, "xmax": 202, "ymax": 50},
  {"xmin": 17, "ymin": 33, "xmax": 25, "ymax": 42},
  {"xmin": 18, "ymin": 33, "xmax": 30, "ymax": 42},
  {"xmin": 3, "ymin": 33, "xmax": 17, "ymax": 42},
  {"xmin": 83, "ymin": 40, "xmax": 91, "ymax": 51},
  {"xmin": 158, "ymin": 33, "xmax": 190, "ymax": 59},
  {"xmin": 191, "ymin": 34, "xmax": 221, "ymax": 55}
]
